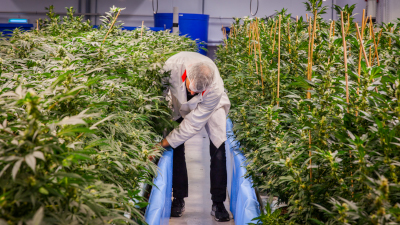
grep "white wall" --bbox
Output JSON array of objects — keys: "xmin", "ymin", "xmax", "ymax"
[
  {"xmin": 376, "ymin": 0, "xmax": 400, "ymax": 24},
  {"xmin": 91, "ymin": 0, "xmax": 334, "ymax": 45},
  {"xmin": 334, "ymin": 0, "xmax": 365, "ymax": 23},
  {"xmin": 206, "ymin": 0, "xmax": 334, "ymax": 45},
  {"xmin": 0, "ymin": 0, "xmax": 80, "ymax": 26},
  {"xmin": 0, "ymin": 0, "xmax": 337, "ymax": 45},
  {"xmin": 1, "ymin": 0, "xmax": 398, "ymax": 44}
]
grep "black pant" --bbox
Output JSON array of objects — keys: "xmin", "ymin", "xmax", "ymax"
[{"xmin": 172, "ymin": 118, "xmax": 227, "ymax": 202}]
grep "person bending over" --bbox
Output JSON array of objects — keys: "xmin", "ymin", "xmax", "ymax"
[{"xmin": 157, "ymin": 51, "xmax": 231, "ymax": 222}]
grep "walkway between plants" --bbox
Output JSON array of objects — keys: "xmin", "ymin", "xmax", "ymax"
[{"xmin": 169, "ymin": 128, "xmax": 234, "ymax": 225}]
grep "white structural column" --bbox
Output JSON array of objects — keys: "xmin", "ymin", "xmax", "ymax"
[
  {"xmin": 367, "ymin": 0, "xmax": 377, "ymax": 18},
  {"xmin": 172, "ymin": 7, "xmax": 179, "ymax": 34},
  {"xmin": 169, "ymin": 128, "xmax": 234, "ymax": 225}
]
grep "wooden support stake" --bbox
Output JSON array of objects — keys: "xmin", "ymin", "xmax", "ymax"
[
  {"xmin": 363, "ymin": 12, "xmax": 369, "ymax": 33},
  {"xmin": 309, "ymin": 129, "xmax": 312, "ymax": 180},
  {"xmin": 355, "ymin": 22, "xmax": 378, "ymax": 94},
  {"xmin": 341, "ymin": 11, "xmax": 350, "ymax": 113},
  {"xmin": 308, "ymin": 11, "xmax": 317, "ymax": 87},
  {"xmin": 346, "ymin": 13, "xmax": 350, "ymax": 34},
  {"xmin": 222, "ymin": 26, "xmax": 228, "ymax": 48},
  {"xmin": 103, "ymin": 9, "xmax": 122, "ymax": 44},
  {"xmin": 307, "ymin": 19, "xmax": 312, "ymax": 90},
  {"xmin": 250, "ymin": 23, "xmax": 254, "ymax": 54},
  {"xmin": 357, "ymin": 9, "xmax": 366, "ymax": 88},
  {"xmin": 248, "ymin": 23, "xmax": 252, "ymax": 55},
  {"xmin": 271, "ymin": 20, "xmax": 278, "ymax": 55},
  {"xmin": 306, "ymin": 11, "xmax": 318, "ymax": 181},
  {"xmin": 253, "ymin": 23, "xmax": 258, "ymax": 74},
  {"xmin": 256, "ymin": 20, "xmax": 264, "ymax": 94},
  {"xmin": 328, "ymin": 21, "xmax": 334, "ymax": 64},
  {"xmin": 277, "ymin": 15, "xmax": 281, "ymax": 106},
  {"xmin": 36, "ymin": 20, "xmax": 39, "ymax": 32},
  {"xmin": 296, "ymin": 15, "xmax": 298, "ymax": 23},
  {"xmin": 230, "ymin": 26, "xmax": 233, "ymax": 45},
  {"xmin": 368, "ymin": 16, "xmax": 372, "ymax": 66},
  {"xmin": 355, "ymin": 23, "xmax": 371, "ymax": 68},
  {"xmin": 371, "ymin": 21, "xmax": 380, "ymax": 66},
  {"xmin": 269, "ymin": 20, "xmax": 274, "ymax": 37},
  {"xmin": 141, "ymin": 21, "xmax": 144, "ymax": 37},
  {"xmin": 377, "ymin": 29, "xmax": 383, "ymax": 47},
  {"xmin": 361, "ymin": 9, "xmax": 366, "ymax": 39},
  {"xmin": 332, "ymin": 20, "xmax": 335, "ymax": 37},
  {"xmin": 288, "ymin": 20, "xmax": 291, "ymax": 53}
]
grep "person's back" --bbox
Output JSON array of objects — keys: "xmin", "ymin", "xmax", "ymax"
[
  {"xmin": 163, "ymin": 52, "xmax": 230, "ymax": 149},
  {"xmin": 158, "ymin": 51, "xmax": 231, "ymax": 221}
]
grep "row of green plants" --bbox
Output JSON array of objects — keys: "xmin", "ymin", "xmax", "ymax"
[
  {"xmin": 0, "ymin": 6, "xmax": 196, "ymax": 225},
  {"xmin": 216, "ymin": 0, "xmax": 400, "ymax": 224}
]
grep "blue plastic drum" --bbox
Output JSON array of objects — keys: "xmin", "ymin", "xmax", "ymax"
[{"xmin": 154, "ymin": 13, "xmax": 209, "ymax": 55}]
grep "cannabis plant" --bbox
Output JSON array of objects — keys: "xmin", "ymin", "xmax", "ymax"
[
  {"xmin": 0, "ymin": 6, "xmax": 196, "ymax": 225},
  {"xmin": 216, "ymin": 0, "xmax": 400, "ymax": 224}
]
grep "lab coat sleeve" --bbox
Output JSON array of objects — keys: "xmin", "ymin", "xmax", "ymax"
[{"xmin": 165, "ymin": 90, "xmax": 222, "ymax": 148}]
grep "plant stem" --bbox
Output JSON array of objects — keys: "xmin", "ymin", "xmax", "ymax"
[
  {"xmin": 371, "ymin": 21, "xmax": 380, "ymax": 66},
  {"xmin": 1, "ymin": 129, "xmax": 17, "ymax": 137},
  {"xmin": 307, "ymin": 19, "xmax": 312, "ymax": 98},
  {"xmin": 328, "ymin": 20, "xmax": 333, "ymax": 64},
  {"xmin": 342, "ymin": 11, "xmax": 354, "ymax": 194},
  {"xmin": 288, "ymin": 20, "xmax": 291, "ymax": 54},
  {"xmin": 369, "ymin": 16, "xmax": 372, "ymax": 66},
  {"xmin": 277, "ymin": 15, "xmax": 281, "ymax": 107},
  {"xmin": 341, "ymin": 11, "xmax": 350, "ymax": 113},
  {"xmin": 357, "ymin": 10, "xmax": 366, "ymax": 87},
  {"xmin": 355, "ymin": 22, "xmax": 378, "ymax": 94},
  {"xmin": 102, "ymin": 9, "xmax": 121, "ymax": 44},
  {"xmin": 271, "ymin": 20, "xmax": 278, "ymax": 57},
  {"xmin": 256, "ymin": 19, "xmax": 264, "ymax": 94},
  {"xmin": 253, "ymin": 23, "xmax": 258, "ymax": 74},
  {"xmin": 355, "ymin": 23, "xmax": 371, "ymax": 68}
]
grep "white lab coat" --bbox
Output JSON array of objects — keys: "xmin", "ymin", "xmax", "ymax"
[{"xmin": 163, "ymin": 52, "xmax": 231, "ymax": 149}]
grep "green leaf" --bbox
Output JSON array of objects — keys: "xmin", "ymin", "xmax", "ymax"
[
  {"xmin": 113, "ymin": 161, "xmax": 124, "ymax": 169},
  {"xmin": 309, "ymin": 218, "xmax": 325, "ymax": 225},
  {"xmin": 58, "ymin": 127, "xmax": 96, "ymax": 136},
  {"xmin": 33, "ymin": 151, "xmax": 45, "ymax": 161},
  {"xmin": 29, "ymin": 206, "xmax": 44, "ymax": 225},
  {"xmin": 85, "ymin": 77, "xmax": 103, "ymax": 86},
  {"xmin": 84, "ymin": 139, "xmax": 109, "ymax": 149},
  {"xmin": 135, "ymin": 202, "xmax": 149, "ymax": 209},
  {"xmin": 12, "ymin": 159, "xmax": 23, "ymax": 180},
  {"xmin": 0, "ymin": 164, "xmax": 10, "ymax": 178},
  {"xmin": 25, "ymin": 154, "xmax": 36, "ymax": 173}
]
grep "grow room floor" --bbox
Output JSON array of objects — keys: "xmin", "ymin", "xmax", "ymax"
[{"xmin": 169, "ymin": 127, "xmax": 235, "ymax": 225}]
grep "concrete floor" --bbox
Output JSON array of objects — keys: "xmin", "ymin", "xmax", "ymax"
[{"xmin": 169, "ymin": 128, "xmax": 235, "ymax": 225}]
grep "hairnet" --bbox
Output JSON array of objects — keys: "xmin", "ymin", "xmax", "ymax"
[{"xmin": 187, "ymin": 61, "xmax": 215, "ymax": 93}]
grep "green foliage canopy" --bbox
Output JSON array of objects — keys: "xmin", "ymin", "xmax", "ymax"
[{"xmin": 0, "ymin": 6, "xmax": 196, "ymax": 225}]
